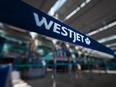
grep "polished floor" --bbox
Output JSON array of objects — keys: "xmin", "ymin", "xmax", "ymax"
[{"xmin": 25, "ymin": 71, "xmax": 116, "ymax": 87}]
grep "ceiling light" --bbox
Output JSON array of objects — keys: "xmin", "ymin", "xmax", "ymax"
[
  {"xmin": 76, "ymin": 7, "xmax": 80, "ymax": 11},
  {"xmin": 86, "ymin": 0, "xmax": 91, "ymax": 3},
  {"xmin": 64, "ymin": 9, "xmax": 78, "ymax": 21},
  {"xmin": 48, "ymin": 0, "xmax": 67, "ymax": 16},
  {"xmin": 87, "ymin": 29, "xmax": 100, "ymax": 36},
  {"xmin": 102, "ymin": 26, "xmax": 109, "ymax": 30},
  {"xmin": 106, "ymin": 43, "xmax": 116, "ymax": 47},
  {"xmin": 48, "ymin": 8, "xmax": 54, "ymax": 16},
  {"xmin": 80, "ymin": 2, "xmax": 86, "ymax": 8},
  {"xmin": 108, "ymin": 21, "xmax": 116, "ymax": 28},
  {"xmin": 63, "ymin": 0, "xmax": 91, "ymax": 21},
  {"xmin": 87, "ymin": 21, "xmax": 116, "ymax": 36},
  {"xmin": 98, "ymin": 35, "xmax": 116, "ymax": 43}
]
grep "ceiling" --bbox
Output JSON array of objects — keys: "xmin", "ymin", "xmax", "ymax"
[{"xmin": 0, "ymin": 0, "xmax": 116, "ymax": 58}]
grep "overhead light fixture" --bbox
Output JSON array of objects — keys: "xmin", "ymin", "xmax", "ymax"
[
  {"xmin": 86, "ymin": 0, "xmax": 91, "ymax": 3},
  {"xmin": 106, "ymin": 43, "xmax": 116, "ymax": 47},
  {"xmin": 64, "ymin": 9, "xmax": 79, "ymax": 21},
  {"xmin": 98, "ymin": 35, "xmax": 116, "ymax": 43},
  {"xmin": 87, "ymin": 21, "xmax": 116, "ymax": 36},
  {"xmin": 63, "ymin": 0, "xmax": 91, "ymax": 21},
  {"xmin": 48, "ymin": 0, "xmax": 67, "ymax": 16},
  {"xmin": 80, "ymin": 2, "xmax": 86, "ymax": 8}
]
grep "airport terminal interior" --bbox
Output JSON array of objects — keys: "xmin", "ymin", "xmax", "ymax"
[{"xmin": 0, "ymin": 0, "xmax": 116, "ymax": 87}]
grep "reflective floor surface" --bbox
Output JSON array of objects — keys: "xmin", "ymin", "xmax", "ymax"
[{"xmin": 25, "ymin": 71, "xmax": 116, "ymax": 87}]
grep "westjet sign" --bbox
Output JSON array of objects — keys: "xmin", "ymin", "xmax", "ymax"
[
  {"xmin": 0, "ymin": 0, "xmax": 114, "ymax": 56},
  {"xmin": 33, "ymin": 12, "xmax": 91, "ymax": 45}
]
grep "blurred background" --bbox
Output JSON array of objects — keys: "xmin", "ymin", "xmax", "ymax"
[{"xmin": 0, "ymin": 0, "xmax": 116, "ymax": 87}]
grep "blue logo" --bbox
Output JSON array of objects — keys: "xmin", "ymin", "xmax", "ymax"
[{"xmin": 85, "ymin": 37, "xmax": 91, "ymax": 45}]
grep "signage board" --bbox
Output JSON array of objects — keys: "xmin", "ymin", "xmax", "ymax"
[{"xmin": 0, "ymin": 0, "xmax": 114, "ymax": 56}]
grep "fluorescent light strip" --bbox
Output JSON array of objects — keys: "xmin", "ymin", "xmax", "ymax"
[
  {"xmin": 98, "ymin": 35, "xmax": 116, "ymax": 43},
  {"xmin": 86, "ymin": 0, "xmax": 91, "ymax": 3},
  {"xmin": 80, "ymin": 2, "xmax": 86, "ymax": 8},
  {"xmin": 106, "ymin": 43, "xmax": 116, "ymax": 47},
  {"xmin": 48, "ymin": 0, "xmax": 67, "ymax": 16},
  {"xmin": 63, "ymin": 0, "xmax": 91, "ymax": 21},
  {"xmin": 87, "ymin": 21, "xmax": 116, "ymax": 36},
  {"xmin": 64, "ymin": 9, "xmax": 79, "ymax": 21}
]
